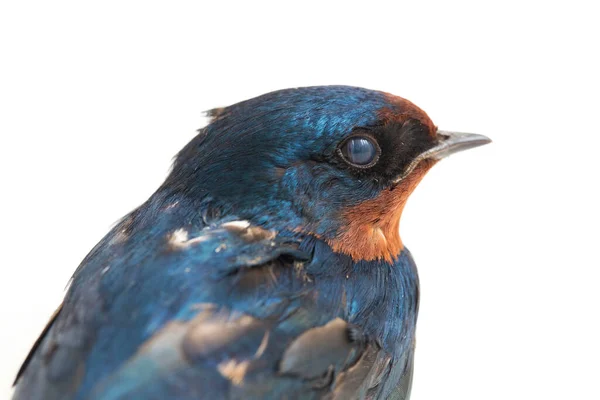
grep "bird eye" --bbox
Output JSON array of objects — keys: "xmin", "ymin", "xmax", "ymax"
[{"xmin": 339, "ymin": 136, "xmax": 380, "ymax": 167}]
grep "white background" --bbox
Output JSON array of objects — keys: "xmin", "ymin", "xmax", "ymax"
[{"xmin": 1, "ymin": 1, "xmax": 598, "ymax": 399}]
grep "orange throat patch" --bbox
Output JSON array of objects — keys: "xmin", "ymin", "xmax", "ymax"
[{"xmin": 327, "ymin": 160, "xmax": 436, "ymax": 262}]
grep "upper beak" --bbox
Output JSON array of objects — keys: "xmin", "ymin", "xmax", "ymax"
[{"xmin": 393, "ymin": 130, "xmax": 491, "ymax": 183}]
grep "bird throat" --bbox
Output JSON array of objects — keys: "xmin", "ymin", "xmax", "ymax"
[{"xmin": 327, "ymin": 160, "xmax": 436, "ymax": 262}]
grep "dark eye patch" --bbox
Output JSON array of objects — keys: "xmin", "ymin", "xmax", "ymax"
[
  {"xmin": 333, "ymin": 119, "xmax": 435, "ymax": 185},
  {"xmin": 338, "ymin": 136, "xmax": 380, "ymax": 168}
]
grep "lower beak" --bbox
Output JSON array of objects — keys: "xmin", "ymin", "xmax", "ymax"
[{"xmin": 393, "ymin": 130, "xmax": 491, "ymax": 183}]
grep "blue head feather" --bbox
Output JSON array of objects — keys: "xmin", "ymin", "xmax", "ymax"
[{"xmin": 161, "ymin": 85, "xmax": 434, "ymax": 239}]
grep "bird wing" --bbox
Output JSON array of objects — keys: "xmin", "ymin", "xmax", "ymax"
[{"xmin": 13, "ymin": 213, "xmax": 401, "ymax": 400}]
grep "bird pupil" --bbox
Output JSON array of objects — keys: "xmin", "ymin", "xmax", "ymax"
[{"xmin": 347, "ymin": 137, "xmax": 375, "ymax": 165}]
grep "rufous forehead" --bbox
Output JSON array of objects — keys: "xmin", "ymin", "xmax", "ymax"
[{"xmin": 382, "ymin": 93, "xmax": 436, "ymax": 135}]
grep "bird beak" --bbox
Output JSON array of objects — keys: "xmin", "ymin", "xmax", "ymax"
[
  {"xmin": 429, "ymin": 130, "xmax": 492, "ymax": 160},
  {"xmin": 393, "ymin": 130, "xmax": 491, "ymax": 183}
]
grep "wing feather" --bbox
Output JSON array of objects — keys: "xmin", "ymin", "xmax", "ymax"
[{"xmin": 14, "ymin": 211, "xmax": 408, "ymax": 400}]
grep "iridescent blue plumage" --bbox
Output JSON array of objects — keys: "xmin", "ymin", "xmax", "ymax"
[{"xmin": 13, "ymin": 86, "xmax": 488, "ymax": 399}]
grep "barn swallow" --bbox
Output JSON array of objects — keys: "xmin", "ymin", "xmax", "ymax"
[{"xmin": 13, "ymin": 86, "xmax": 490, "ymax": 400}]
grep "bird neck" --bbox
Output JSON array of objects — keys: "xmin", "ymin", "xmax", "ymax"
[{"xmin": 298, "ymin": 236, "xmax": 420, "ymax": 351}]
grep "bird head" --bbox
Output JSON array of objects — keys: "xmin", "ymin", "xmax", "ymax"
[{"xmin": 163, "ymin": 86, "xmax": 490, "ymax": 262}]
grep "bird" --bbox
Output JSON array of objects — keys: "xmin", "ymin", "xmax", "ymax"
[{"xmin": 13, "ymin": 85, "xmax": 490, "ymax": 400}]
